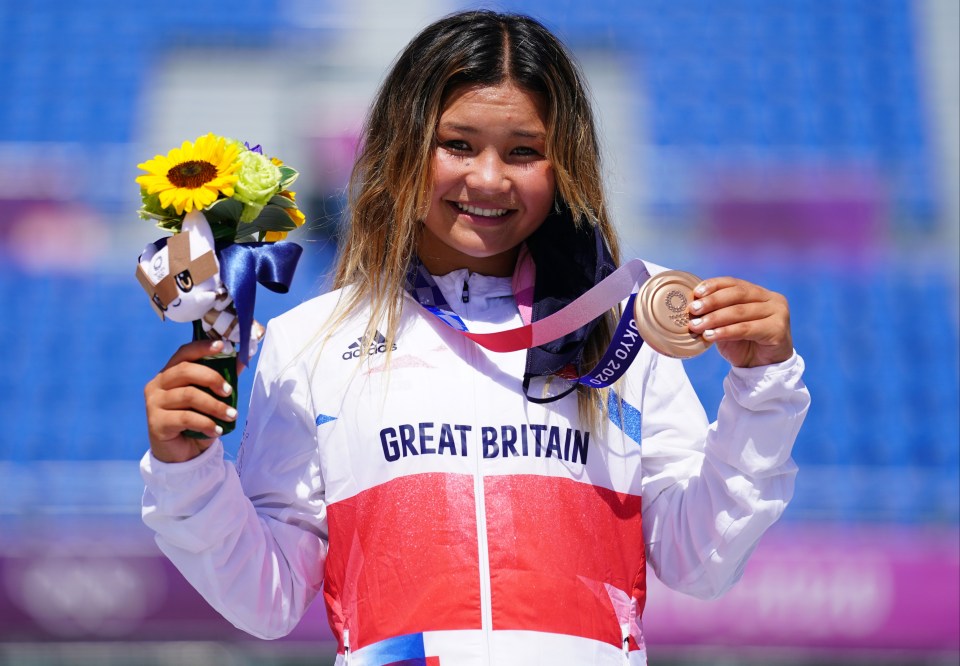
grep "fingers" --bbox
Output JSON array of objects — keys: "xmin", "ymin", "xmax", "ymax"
[
  {"xmin": 155, "ymin": 355, "xmax": 234, "ymax": 397},
  {"xmin": 145, "ymin": 340, "xmax": 239, "ymax": 449},
  {"xmin": 687, "ymin": 277, "xmax": 791, "ymax": 345},
  {"xmin": 148, "ymin": 403, "xmax": 227, "ymax": 442},
  {"xmin": 167, "ymin": 339, "xmax": 246, "ymax": 377},
  {"xmin": 162, "ymin": 338, "xmax": 228, "ymax": 371},
  {"xmin": 158, "ymin": 385, "xmax": 237, "ymax": 422},
  {"xmin": 145, "ymin": 381, "xmax": 238, "ymax": 438},
  {"xmin": 690, "ymin": 277, "xmax": 771, "ymax": 316}
]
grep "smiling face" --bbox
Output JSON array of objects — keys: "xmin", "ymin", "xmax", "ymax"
[{"xmin": 418, "ymin": 82, "xmax": 555, "ymax": 277}]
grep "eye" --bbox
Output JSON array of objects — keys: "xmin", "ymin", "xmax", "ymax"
[
  {"xmin": 175, "ymin": 270, "xmax": 194, "ymax": 292},
  {"xmin": 441, "ymin": 140, "xmax": 471, "ymax": 153},
  {"xmin": 511, "ymin": 146, "xmax": 541, "ymax": 158},
  {"xmin": 152, "ymin": 293, "xmax": 168, "ymax": 311}
]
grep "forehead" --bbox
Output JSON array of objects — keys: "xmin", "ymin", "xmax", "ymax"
[{"xmin": 439, "ymin": 82, "xmax": 548, "ymax": 133}]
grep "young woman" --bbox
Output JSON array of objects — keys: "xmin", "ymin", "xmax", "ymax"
[{"xmin": 142, "ymin": 10, "xmax": 809, "ymax": 665}]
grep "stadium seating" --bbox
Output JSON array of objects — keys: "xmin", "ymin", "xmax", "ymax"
[
  {"xmin": 0, "ymin": 260, "xmax": 955, "ymax": 525},
  {"xmin": 0, "ymin": 0, "xmax": 956, "ymax": 528},
  {"xmin": 683, "ymin": 262, "xmax": 960, "ymax": 524},
  {"xmin": 500, "ymin": 0, "xmax": 938, "ymax": 226}
]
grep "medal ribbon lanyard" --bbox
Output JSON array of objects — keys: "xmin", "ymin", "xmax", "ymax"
[{"xmin": 405, "ymin": 259, "xmax": 652, "ymax": 388}]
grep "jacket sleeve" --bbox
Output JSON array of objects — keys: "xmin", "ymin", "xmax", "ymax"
[
  {"xmin": 637, "ymin": 349, "xmax": 809, "ymax": 599},
  {"xmin": 141, "ymin": 323, "xmax": 327, "ymax": 639}
]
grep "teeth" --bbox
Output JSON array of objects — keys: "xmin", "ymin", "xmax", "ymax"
[{"xmin": 456, "ymin": 202, "xmax": 509, "ymax": 217}]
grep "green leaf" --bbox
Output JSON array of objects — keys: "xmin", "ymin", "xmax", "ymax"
[
  {"xmin": 201, "ymin": 201, "xmax": 240, "ymax": 236},
  {"xmin": 268, "ymin": 194, "xmax": 296, "ymax": 209},
  {"xmin": 139, "ymin": 206, "xmax": 180, "ymax": 223},
  {"xmin": 206, "ymin": 198, "xmax": 243, "ymax": 218},
  {"xmin": 155, "ymin": 218, "xmax": 182, "ymax": 233},
  {"xmin": 210, "ymin": 222, "xmax": 238, "ymax": 242},
  {"xmin": 279, "ymin": 166, "xmax": 299, "ymax": 189},
  {"xmin": 138, "ymin": 209, "xmax": 166, "ymax": 221},
  {"xmin": 235, "ymin": 221, "xmax": 260, "ymax": 239},
  {"xmin": 251, "ymin": 205, "xmax": 297, "ymax": 231}
]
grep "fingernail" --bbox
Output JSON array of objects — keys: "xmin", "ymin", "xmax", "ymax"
[
  {"xmin": 222, "ymin": 382, "xmax": 233, "ymax": 395},
  {"xmin": 704, "ymin": 329, "xmax": 715, "ymax": 338},
  {"xmin": 214, "ymin": 425, "xmax": 224, "ymax": 435},
  {"xmin": 211, "ymin": 340, "xmax": 224, "ymax": 351},
  {"xmin": 226, "ymin": 407, "xmax": 238, "ymax": 420},
  {"xmin": 691, "ymin": 318, "xmax": 702, "ymax": 326},
  {"xmin": 695, "ymin": 284, "xmax": 707, "ymax": 296},
  {"xmin": 692, "ymin": 300, "xmax": 703, "ymax": 312}
]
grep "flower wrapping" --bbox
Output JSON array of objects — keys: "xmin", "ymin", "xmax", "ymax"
[{"xmin": 134, "ymin": 133, "xmax": 305, "ymax": 437}]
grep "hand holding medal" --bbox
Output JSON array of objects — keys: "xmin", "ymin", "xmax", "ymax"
[
  {"xmin": 633, "ymin": 270, "xmax": 713, "ymax": 359},
  {"xmin": 682, "ymin": 275, "xmax": 794, "ymax": 368}
]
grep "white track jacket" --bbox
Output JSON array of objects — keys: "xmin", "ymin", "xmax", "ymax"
[{"xmin": 142, "ymin": 264, "xmax": 810, "ymax": 666}]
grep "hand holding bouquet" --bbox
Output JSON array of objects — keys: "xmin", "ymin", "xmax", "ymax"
[{"xmin": 135, "ymin": 133, "xmax": 305, "ymax": 437}]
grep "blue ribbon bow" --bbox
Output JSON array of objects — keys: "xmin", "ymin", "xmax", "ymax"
[{"xmin": 218, "ymin": 241, "xmax": 303, "ymax": 365}]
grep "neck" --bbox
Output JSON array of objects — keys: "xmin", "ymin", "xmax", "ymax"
[{"xmin": 416, "ymin": 240, "xmax": 519, "ymax": 277}]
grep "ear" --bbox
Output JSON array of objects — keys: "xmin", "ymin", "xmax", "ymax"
[
  {"xmin": 137, "ymin": 240, "xmax": 160, "ymax": 266},
  {"xmin": 134, "ymin": 263, "xmax": 166, "ymax": 320},
  {"xmin": 181, "ymin": 210, "xmax": 216, "ymax": 258},
  {"xmin": 137, "ymin": 239, "xmax": 168, "ymax": 283},
  {"xmin": 135, "ymin": 242, "xmax": 168, "ymax": 321}
]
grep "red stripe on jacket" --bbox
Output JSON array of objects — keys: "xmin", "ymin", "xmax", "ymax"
[
  {"xmin": 323, "ymin": 472, "xmax": 645, "ymax": 651},
  {"xmin": 484, "ymin": 475, "xmax": 646, "ymax": 647}
]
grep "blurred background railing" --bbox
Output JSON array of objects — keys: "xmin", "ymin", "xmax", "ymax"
[{"xmin": 0, "ymin": 1, "xmax": 957, "ymax": 664}]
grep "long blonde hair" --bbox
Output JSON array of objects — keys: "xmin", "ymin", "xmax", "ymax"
[{"xmin": 331, "ymin": 10, "xmax": 622, "ymax": 425}]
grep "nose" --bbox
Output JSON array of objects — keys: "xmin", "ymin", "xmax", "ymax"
[{"xmin": 465, "ymin": 149, "xmax": 510, "ymax": 194}]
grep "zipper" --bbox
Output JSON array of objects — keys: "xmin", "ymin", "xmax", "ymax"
[
  {"xmin": 462, "ymin": 275, "xmax": 470, "ymax": 303},
  {"xmin": 460, "ymin": 297, "xmax": 492, "ymax": 660},
  {"xmin": 621, "ymin": 622, "xmax": 630, "ymax": 663},
  {"xmin": 475, "ymin": 459, "xmax": 492, "ymax": 657}
]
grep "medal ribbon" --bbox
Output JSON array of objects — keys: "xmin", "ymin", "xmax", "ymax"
[{"xmin": 406, "ymin": 259, "xmax": 652, "ymax": 388}]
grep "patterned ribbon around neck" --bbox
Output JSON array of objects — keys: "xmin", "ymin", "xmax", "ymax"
[{"xmin": 405, "ymin": 258, "xmax": 652, "ymax": 388}]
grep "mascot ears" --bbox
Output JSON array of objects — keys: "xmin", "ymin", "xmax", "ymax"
[{"xmin": 135, "ymin": 211, "xmax": 221, "ymax": 320}]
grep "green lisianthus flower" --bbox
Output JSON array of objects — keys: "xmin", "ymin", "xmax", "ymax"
[{"xmin": 234, "ymin": 150, "xmax": 282, "ymax": 223}]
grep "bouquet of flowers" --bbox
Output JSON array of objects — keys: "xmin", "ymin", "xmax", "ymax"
[
  {"xmin": 136, "ymin": 132, "xmax": 305, "ymax": 242},
  {"xmin": 134, "ymin": 133, "xmax": 305, "ymax": 437}
]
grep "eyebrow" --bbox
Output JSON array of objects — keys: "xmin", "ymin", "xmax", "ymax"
[{"xmin": 438, "ymin": 122, "xmax": 546, "ymax": 140}]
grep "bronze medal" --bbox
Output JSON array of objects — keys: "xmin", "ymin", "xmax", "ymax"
[{"xmin": 635, "ymin": 270, "xmax": 713, "ymax": 359}]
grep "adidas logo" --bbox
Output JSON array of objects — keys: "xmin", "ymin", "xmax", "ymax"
[{"xmin": 341, "ymin": 331, "xmax": 397, "ymax": 360}]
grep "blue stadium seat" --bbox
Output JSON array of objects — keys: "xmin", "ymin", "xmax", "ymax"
[
  {"xmin": 0, "ymin": 0, "xmax": 954, "ymax": 527},
  {"xmin": 680, "ymin": 263, "xmax": 959, "ymax": 525},
  {"xmin": 530, "ymin": 0, "xmax": 937, "ymax": 227}
]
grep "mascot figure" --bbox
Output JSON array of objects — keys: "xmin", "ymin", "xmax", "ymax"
[{"xmin": 135, "ymin": 211, "xmax": 265, "ymax": 358}]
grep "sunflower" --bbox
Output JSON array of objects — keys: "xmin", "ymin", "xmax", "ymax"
[{"xmin": 136, "ymin": 133, "xmax": 242, "ymax": 215}]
